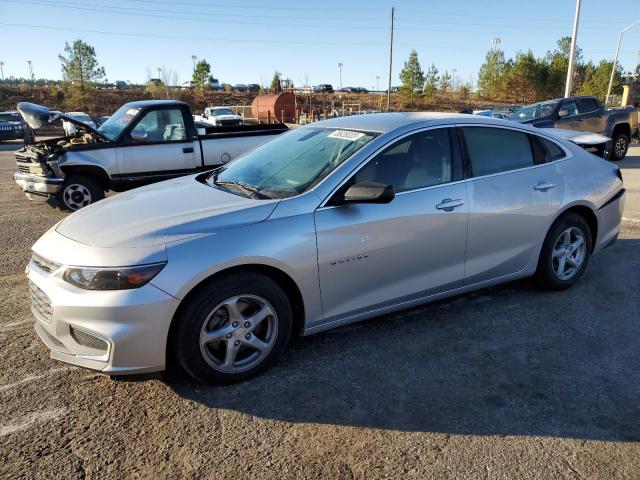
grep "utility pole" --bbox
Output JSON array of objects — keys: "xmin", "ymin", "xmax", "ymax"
[
  {"xmin": 337, "ymin": 62, "xmax": 343, "ymax": 90},
  {"xmin": 157, "ymin": 67, "xmax": 162, "ymax": 80},
  {"xmin": 191, "ymin": 55, "xmax": 197, "ymax": 71},
  {"xmin": 564, "ymin": 0, "xmax": 581, "ymax": 98},
  {"xmin": 376, "ymin": 75, "xmax": 380, "ymax": 91},
  {"xmin": 386, "ymin": 6, "xmax": 394, "ymax": 111},
  {"xmin": 0, "ymin": 61, "xmax": 4, "ymax": 81},
  {"xmin": 605, "ymin": 21, "xmax": 639, "ymax": 105}
]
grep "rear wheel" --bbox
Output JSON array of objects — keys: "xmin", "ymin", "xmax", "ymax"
[
  {"xmin": 611, "ymin": 132, "xmax": 629, "ymax": 161},
  {"xmin": 58, "ymin": 175, "xmax": 104, "ymax": 211},
  {"xmin": 535, "ymin": 213, "xmax": 592, "ymax": 290},
  {"xmin": 173, "ymin": 273, "xmax": 292, "ymax": 384}
]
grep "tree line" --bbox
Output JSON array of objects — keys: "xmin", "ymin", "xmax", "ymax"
[{"xmin": 399, "ymin": 36, "xmax": 640, "ymax": 106}]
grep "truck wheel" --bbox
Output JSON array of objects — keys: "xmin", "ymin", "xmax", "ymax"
[
  {"xmin": 611, "ymin": 133, "xmax": 629, "ymax": 161},
  {"xmin": 59, "ymin": 175, "xmax": 105, "ymax": 211}
]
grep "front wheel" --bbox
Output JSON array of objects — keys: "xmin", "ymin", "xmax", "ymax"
[
  {"xmin": 535, "ymin": 213, "xmax": 592, "ymax": 291},
  {"xmin": 611, "ymin": 133, "xmax": 629, "ymax": 161},
  {"xmin": 58, "ymin": 175, "xmax": 105, "ymax": 211},
  {"xmin": 173, "ymin": 273, "xmax": 292, "ymax": 384}
]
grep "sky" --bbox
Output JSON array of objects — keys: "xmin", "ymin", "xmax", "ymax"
[{"xmin": 0, "ymin": 0, "xmax": 639, "ymax": 89}]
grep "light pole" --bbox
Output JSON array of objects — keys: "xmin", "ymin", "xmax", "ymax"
[
  {"xmin": 0, "ymin": 61, "xmax": 4, "ymax": 81},
  {"xmin": 157, "ymin": 67, "xmax": 162, "ymax": 80},
  {"xmin": 27, "ymin": 60, "xmax": 34, "ymax": 84},
  {"xmin": 605, "ymin": 21, "xmax": 639, "ymax": 105},
  {"xmin": 337, "ymin": 62, "xmax": 343, "ymax": 91},
  {"xmin": 564, "ymin": 0, "xmax": 582, "ymax": 98},
  {"xmin": 191, "ymin": 55, "xmax": 197, "ymax": 71},
  {"xmin": 376, "ymin": 75, "xmax": 380, "ymax": 91}
]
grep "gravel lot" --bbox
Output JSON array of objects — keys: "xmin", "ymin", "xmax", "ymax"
[{"xmin": 1, "ymin": 140, "xmax": 639, "ymax": 479}]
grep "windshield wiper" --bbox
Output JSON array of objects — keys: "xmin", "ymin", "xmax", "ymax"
[{"xmin": 213, "ymin": 178, "xmax": 271, "ymax": 199}]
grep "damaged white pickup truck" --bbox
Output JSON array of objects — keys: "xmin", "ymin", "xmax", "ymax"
[{"xmin": 14, "ymin": 101, "xmax": 287, "ymax": 210}]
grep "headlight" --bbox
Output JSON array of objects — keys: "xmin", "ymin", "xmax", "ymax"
[{"xmin": 63, "ymin": 262, "xmax": 166, "ymax": 290}]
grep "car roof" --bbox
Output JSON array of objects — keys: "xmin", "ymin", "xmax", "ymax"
[{"xmin": 307, "ymin": 112, "xmax": 513, "ymax": 134}]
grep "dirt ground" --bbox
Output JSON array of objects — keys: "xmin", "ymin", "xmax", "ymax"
[{"xmin": 0, "ymin": 140, "xmax": 639, "ymax": 479}]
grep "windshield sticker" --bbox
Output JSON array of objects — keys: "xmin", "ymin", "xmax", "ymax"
[
  {"xmin": 126, "ymin": 109, "xmax": 140, "ymax": 116},
  {"xmin": 328, "ymin": 130, "xmax": 366, "ymax": 141}
]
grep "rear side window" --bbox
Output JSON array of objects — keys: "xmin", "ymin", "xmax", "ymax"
[
  {"xmin": 540, "ymin": 137, "xmax": 565, "ymax": 161},
  {"xmin": 578, "ymin": 98, "xmax": 599, "ymax": 113},
  {"xmin": 462, "ymin": 127, "xmax": 534, "ymax": 176}
]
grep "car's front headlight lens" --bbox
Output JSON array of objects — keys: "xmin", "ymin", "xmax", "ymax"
[{"xmin": 63, "ymin": 262, "xmax": 166, "ymax": 290}]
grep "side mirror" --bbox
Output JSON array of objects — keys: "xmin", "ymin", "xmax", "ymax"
[
  {"xmin": 343, "ymin": 181, "xmax": 395, "ymax": 204},
  {"xmin": 558, "ymin": 108, "xmax": 570, "ymax": 118},
  {"xmin": 130, "ymin": 128, "xmax": 147, "ymax": 142}
]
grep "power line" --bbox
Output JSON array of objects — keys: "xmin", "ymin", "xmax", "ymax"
[
  {"xmin": 6, "ymin": 0, "xmax": 387, "ymax": 30},
  {"xmin": 106, "ymin": 0, "xmax": 389, "ymax": 12}
]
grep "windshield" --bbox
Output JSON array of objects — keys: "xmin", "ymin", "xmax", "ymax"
[
  {"xmin": 98, "ymin": 105, "xmax": 140, "ymax": 140},
  {"xmin": 208, "ymin": 127, "xmax": 377, "ymax": 199},
  {"xmin": 512, "ymin": 100, "xmax": 559, "ymax": 122},
  {"xmin": 0, "ymin": 113, "xmax": 20, "ymax": 122},
  {"xmin": 212, "ymin": 108, "xmax": 235, "ymax": 116}
]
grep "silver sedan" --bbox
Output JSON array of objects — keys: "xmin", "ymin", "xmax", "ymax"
[{"xmin": 28, "ymin": 113, "xmax": 625, "ymax": 383}]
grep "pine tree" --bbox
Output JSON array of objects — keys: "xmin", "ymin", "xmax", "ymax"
[{"xmin": 399, "ymin": 50, "xmax": 425, "ymax": 105}]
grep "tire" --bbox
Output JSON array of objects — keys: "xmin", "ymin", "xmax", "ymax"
[
  {"xmin": 173, "ymin": 272, "xmax": 292, "ymax": 384},
  {"xmin": 58, "ymin": 175, "xmax": 104, "ymax": 211},
  {"xmin": 535, "ymin": 213, "xmax": 593, "ymax": 291},
  {"xmin": 611, "ymin": 132, "xmax": 629, "ymax": 161}
]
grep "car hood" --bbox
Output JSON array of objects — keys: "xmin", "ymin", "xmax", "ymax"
[
  {"xmin": 17, "ymin": 102, "xmax": 108, "ymax": 140},
  {"xmin": 213, "ymin": 114, "xmax": 242, "ymax": 120},
  {"xmin": 55, "ymin": 174, "xmax": 279, "ymax": 248}
]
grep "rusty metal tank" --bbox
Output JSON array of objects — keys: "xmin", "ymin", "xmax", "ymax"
[{"xmin": 251, "ymin": 92, "xmax": 296, "ymax": 123}]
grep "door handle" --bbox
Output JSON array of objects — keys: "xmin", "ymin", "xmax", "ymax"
[
  {"xmin": 436, "ymin": 198, "xmax": 465, "ymax": 211},
  {"xmin": 533, "ymin": 182, "xmax": 556, "ymax": 192},
  {"xmin": 183, "ymin": 147, "xmax": 194, "ymax": 153}
]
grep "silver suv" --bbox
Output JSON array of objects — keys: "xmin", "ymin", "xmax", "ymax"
[{"xmin": 27, "ymin": 113, "xmax": 625, "ymax": 383}]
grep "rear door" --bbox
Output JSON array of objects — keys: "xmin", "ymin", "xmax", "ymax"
[
  {"xmin": 115, "ymin": 107, "xmax": 198, "ymax": 177},
  {"xmin": 576, "ymin": 98, "xmax": 606, "ymax": 134},
  {"xmin": 461, "ymin": 126, "xmax": 565, "ymax": 285},
  {"xmin": 314, "ymin": 127, "xmax": 469, "ymax": 322}
]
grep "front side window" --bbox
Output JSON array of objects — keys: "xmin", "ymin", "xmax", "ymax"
[
  {"xmin": 209, "ymin": 127, "xmax": 377, "ymax": 199},
  {"xmin": 132, "ymin": 109, "xmax": 187, "ymax": 142},
  {"xmin": 353, "ymin": 128, "xmax": 453, "ymax": 193},
  {"xmin": 578, "ymin": 98, "xmax": 599, "ymax": 113},
  {"xmin": 561, "ymin": 101, "xmax": 579, "ymax": 117},
  {"xmin": 462, "ymin": 127, "xmax": 534, "ymax": 176}
]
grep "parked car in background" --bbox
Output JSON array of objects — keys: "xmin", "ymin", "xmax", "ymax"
[
  {"xmin": 62, "ymin": 112, "xmax": 97, "ymax": 136},
  {"xmin": 14, "ymin": 101, "xmax": 286, "ymax": 210},
  {"xmin": 542, "ymin": 128, "xmax": 612, "ymax": 160},
  {"xmin": 196, "ymin": 106, "xmax": 244, "ymax": 127},
  {"xmin": 27, "ymin": 113, "xmax": 624, "ymax": 383},
  {"xmin": 512, "ymin": 96, "xmax": 639, "ymax": 160},
  {"xmin": 246, "ymin": 84, "xmax": 261, "ymax": 93},
  {"xmin": 354, "ymin": 87, "xmax": 369, "ymax": 94},
  {"xmin": 492, "ymin": 112, "xmax": 511, "ymax": 120},
  {"xmin": 313, "ymin": 84, "xmax": 334, "ymax": 93},
  {"xmin": 473, "ymin": 109, "xmax": 493, "ymax": 117},
  {"xmin": 0, "ymin": 110, "xmax": 34, "ymax": 143},
  {"xmin": 180, "ymin": 81, "xmax": 196, "ymax": 89},
  {"xmin": 233, "ymin": 84, "xmax": 247, "ymax": 92},
  {"xmin": 115, "ymin": 81, "xmax": 128, "ymax": 89}
]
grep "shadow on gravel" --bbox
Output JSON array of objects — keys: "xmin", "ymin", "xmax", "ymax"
[{"xmin": 164, "ymin": 239, "xmax": 640, "ymax": 441}]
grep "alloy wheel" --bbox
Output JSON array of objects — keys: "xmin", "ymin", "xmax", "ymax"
[
  {"xmin": 615, "ymin": 137, "xmax": 627, "ymax": 159},
  {"xmin": 199, "ymin": 294, "xmax": 278, "ymax": 373},
  {"xmin": 552, "ymin": 227, "xmax": 586, "ymax": 281}
]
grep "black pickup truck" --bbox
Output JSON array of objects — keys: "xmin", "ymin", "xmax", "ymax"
[
  {"xmin": 0, "ymin": 111, "xmax": 34, "ymax": 143},
  {"xmin": 511, "ymin": 96, "xmax": 639, "ymax": 160}
]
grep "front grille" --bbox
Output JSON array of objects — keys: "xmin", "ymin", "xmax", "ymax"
[
  {"xmin": 17, "ymin": 164, "xmax": 30, "ymax": 173},
  {"xmin": 31, "ymin": 253, "xmax": 62, "ymax": 273},
  {"xmin": 219, "ymin": 119, "xmax": 242, "ymax": 126},
  {"xmin": 0, "ymin": 125, "xmax": 11, "ymax": 131},
  {"xmin": 70, "ymin": 327, "xmax": 108, "ymax": 352},
  {"xmin": 29, "ymin": 281, "xmax": 53, "ymax": 323}
]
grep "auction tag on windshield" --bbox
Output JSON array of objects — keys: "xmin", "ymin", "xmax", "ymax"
[
  {"xmin": 328, "ymin": 130, "xmax": 365, "ymax": 141},
  {"xmin": 126, "ymin": 108, "xmax": 140, "ymax": 116}
]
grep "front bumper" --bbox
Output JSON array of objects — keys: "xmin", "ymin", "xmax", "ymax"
[
  {"xmin": 14, "ymin": 171, "xmax": 63, "ymax": 195},
  {"xmin": 28, "ymin": 256, "xmax": 180, "ymax": 375}
]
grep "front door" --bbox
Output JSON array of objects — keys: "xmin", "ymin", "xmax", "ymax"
[
  {"xmin": 315, "ymin": 127, "xmax": 469, "ymax": 323},
  {"xmin": 116, "ymin": 107, "xmax": 198, "ymax": 176}
]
